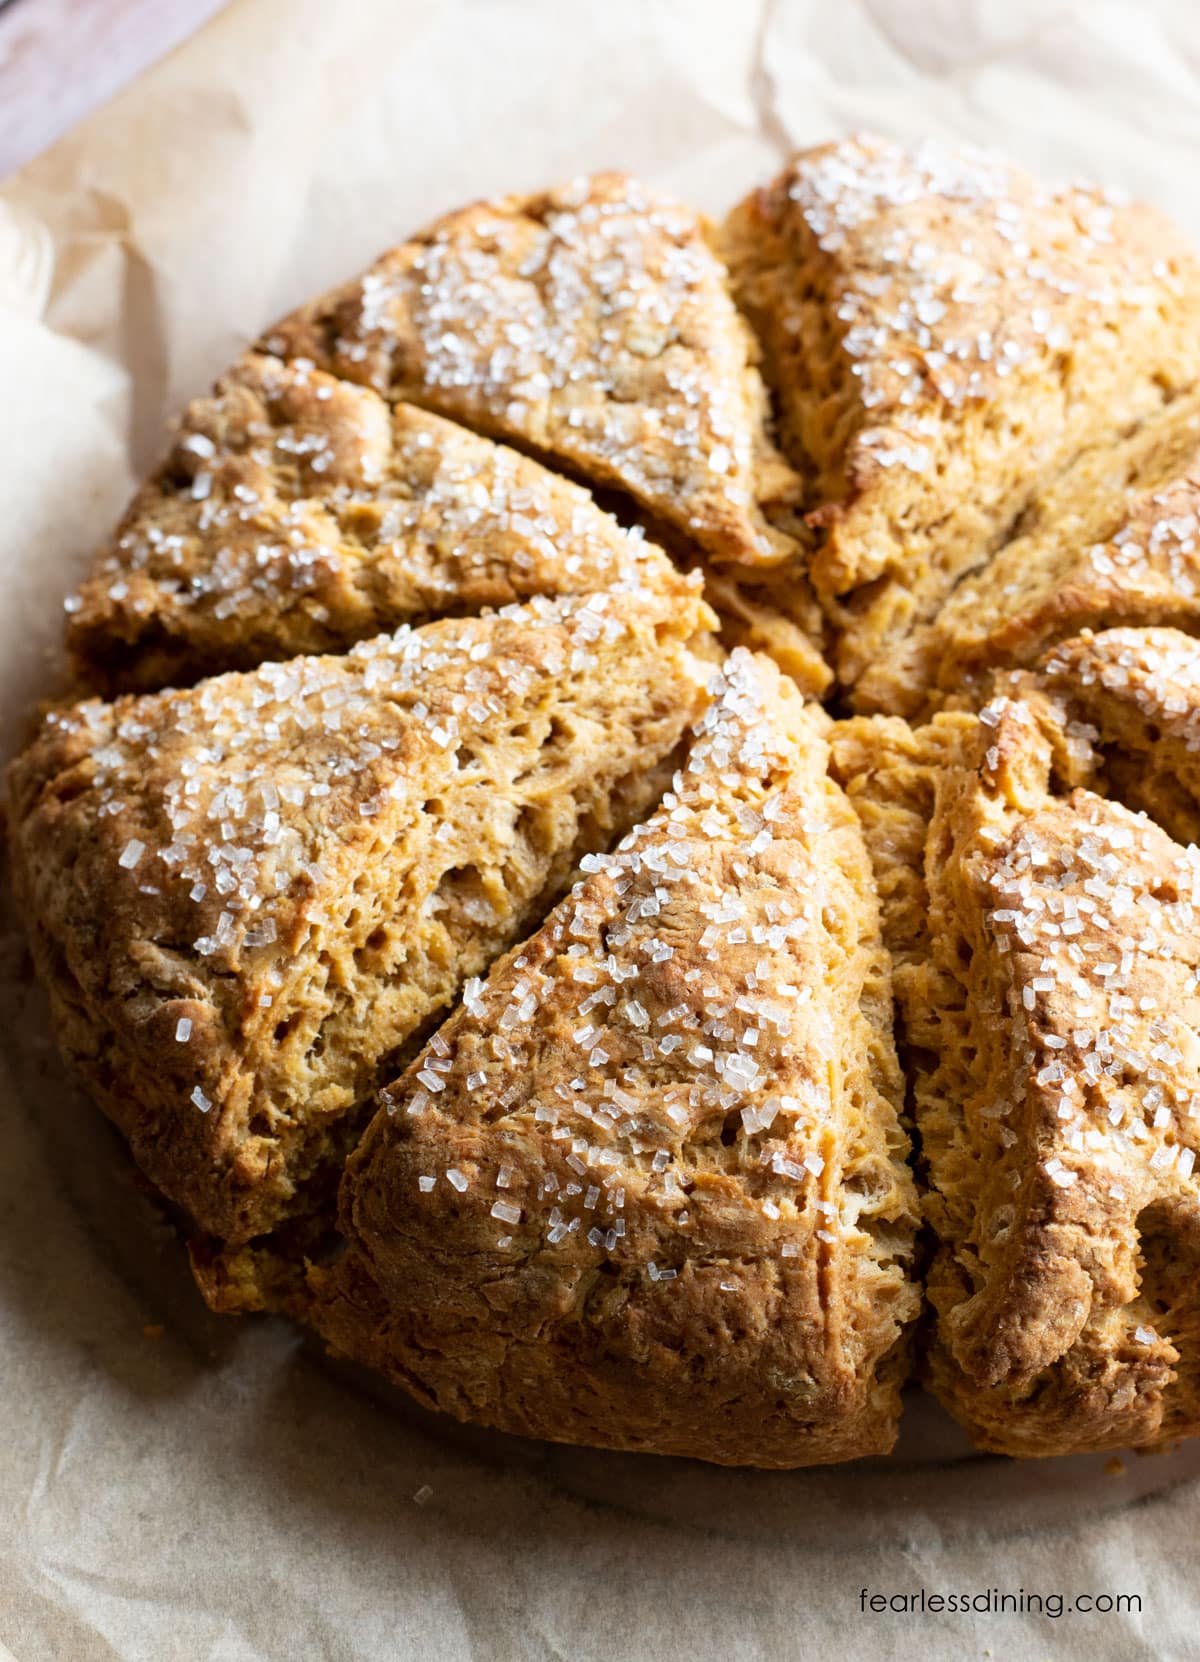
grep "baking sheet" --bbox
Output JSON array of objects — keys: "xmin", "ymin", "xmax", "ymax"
[{"xmin": 4, "ymin": 1, "xmax": 1200, "ymax": 1656}]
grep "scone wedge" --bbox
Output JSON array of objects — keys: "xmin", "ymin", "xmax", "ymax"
[
  {"xmin": 8, "ymin": 591, "xmax": 713, "ymax": 1246},
  {"xmin": 723, "ymin": 135, "xmax": 1200, "ymax": 692},
  {"xmin": 311, "ymin": 652, "xmax": 920, "ymax": 1467},
  {"xmin": 835, "ymin": 638, "xmax": 1200, "ymax": 1456},
  {"xmin": 66, "ymin": 352, "xmax": 695, "ymax": 695},
  {"xmin": 262, "ymin": 173, "xmax": 804, "ymax": 571}
]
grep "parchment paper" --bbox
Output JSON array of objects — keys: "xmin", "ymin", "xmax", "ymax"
[{"xmin": 4, "ymin": 2, "xmax": 1200, "ymax": 1657}]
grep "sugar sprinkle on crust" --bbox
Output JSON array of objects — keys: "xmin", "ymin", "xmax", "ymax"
[
  {"xmin": 9, "ymin": 591, "xmax": 712, "ymax": 1243},
  {"xmin": 859, "ymin": 394, "xmax": 1200, "ymax": 717},
  {"xmin": 836, "ymin": 642, "xmax": 1200, "ymax": 1456},
  {"xmin": 313, "ymin": 651, "xmax": 919, "ymax": 1467},
  {"xmin": 17, "ymin": 140, "xmax": 1200, "ymax": 1468},
  {"xmin": 66, "ymin": 352, "xmax": 697, "ymax": 695},
  {"xmin": 264, "ymin": 173, "xmax": 803, "ymax": 570},
  {"xmin": 1037, "ymin": 627, "xmax": 1200, "ymax": 848},
  {"xmin": 723, "ymin": 134, "xmax": 1200, "ymax": 687}
]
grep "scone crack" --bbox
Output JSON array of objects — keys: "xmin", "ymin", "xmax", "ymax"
[
  {"xmin": 65, "ymin": 351, "xmax": 700, "ymax": 694},
  {"xmin": 837, "ymin": 636, "xmax": 1200, "ymax": 1455},
  {"xmin": 859, "ymin": 398, "xmax": 1200, "ymax": 717},
  {"xmin": 9, "ymin": 591, "xmax": 712, "ymax": 1244}
]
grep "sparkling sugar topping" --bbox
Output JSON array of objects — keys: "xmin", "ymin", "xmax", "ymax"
[
  {"xmin": 785, "ymin": 134, "xmax": 1181, "ymax": 470},
  {"xmin": 271, "ymin": 175, "xmax": 787, "ymax": 558},
  {"xmin": 982, "ymin": 788, "xmax": 1200, "ymax": 1196},
  {"xmin": 76, "ymin": 354, "xmax": 678, "ymax": 630},
  {"xmin": 51, "ymin": 593, "xmax": 651, "ymax": 976},
  {"xmin": 387, "ymin": 650, "xmax": 892, "ymax": 1279},
  {"xmin": 1043, "ymin": 626, "xmax": 1200, "ymax": 754}
]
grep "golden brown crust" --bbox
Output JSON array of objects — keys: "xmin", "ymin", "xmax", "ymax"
[
  {"xmin": 723, "ymin": 135, "xmax": 1200, "ymax": 690},
  {"xmin": 839, "ymin": 654, "xmax": 1200, "ymax": 1456},
  {"xmin": 21, "ymin": 145, "xmax": 1200, "ymax": 1468},
  {"xmin": 66, "ymin": 352, "xmax": 695, "ymax": 695},
  {"xmin": 8, "ymin": 592, "xmax": 712, "ymax": 1244},
  {"xmin": 309, "ymin": 652, "xmax": 919, "ymax": 1466},
  {"xmin": 262, "ymin": 173, "xmax": 803, "ymax": 570}
]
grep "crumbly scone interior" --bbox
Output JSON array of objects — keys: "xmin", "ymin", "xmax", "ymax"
[
  {"xmin": 701, "ymin": 567, "xmax": 832, "ymax": 699},
  {"xmin": 305, "ymin": 651, "xmax": 919, "ymax": 1466},
  {"xmin": 8, "ymin": 593, "xmax": 713, "ymax": 1245}
]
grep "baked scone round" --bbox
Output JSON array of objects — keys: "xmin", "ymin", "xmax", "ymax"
[{"xmin": 14, "ymin": 136, "xmax": 1200, "ymax": 1467}]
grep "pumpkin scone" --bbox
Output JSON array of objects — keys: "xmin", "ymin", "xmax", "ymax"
[
  {"xmin": 858, "ymin": 392, "xmax": 1200, "ymax": 716},
  {"xmin": 833, "ymin": 661, "xmax": 1200, "ymax": 1457},
  {"xmin": 7, "ymin": 590, "xmax": 713, "ymax": 1246},
  {"xmin": 722, "ymin": 135, "xmax": 1200, "ymax": 691},
  {"xmin": 307, "ymin": 651, "xmax": 920, "ymax": 1467},
  {"xmin": 261, "ymin": 173, "xmax": 806, "ymax": 573},
  {"xmin": 66, "ymin": 352, "xmax": 695, "ymax": 696}
]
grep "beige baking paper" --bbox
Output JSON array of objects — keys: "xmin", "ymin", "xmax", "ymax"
[{"xmin": 4, "ymin": 2, "xmax": 1200, "ymax": 1657}]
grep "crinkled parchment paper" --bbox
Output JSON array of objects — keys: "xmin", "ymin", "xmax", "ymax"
[{"xmin": 4, "ymin": 2, "xmax": 1200, "ymax": 1657}]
